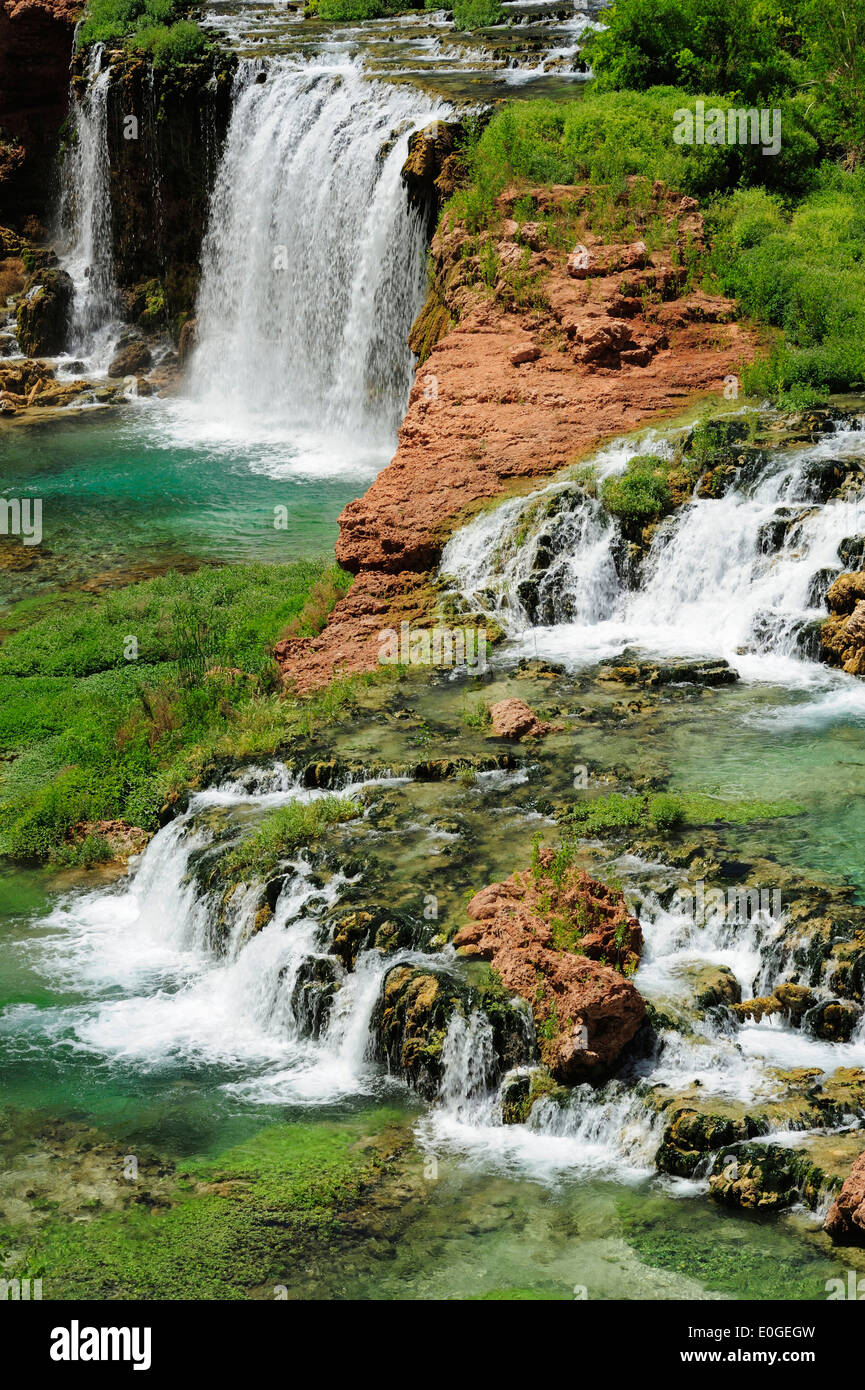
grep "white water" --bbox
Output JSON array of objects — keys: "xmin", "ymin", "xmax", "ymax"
[
  {"xmin": 187, "ymin": 58, "xmax": 444, "ymax": 464},
  {"xmin": 57, "ymin": 43, "xmax": 122, "ymax": 371},
  {"xmin": 441, "ymin": 417, "xmax": 865, "ymax": 701}
]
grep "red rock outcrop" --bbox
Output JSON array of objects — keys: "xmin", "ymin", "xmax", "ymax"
[
  {"xmin": 488, "ymin": 698, "xmax": 551, "ymax": 739},
  {"xmin": 453, "ymin": 851, "xmax": 645, "ymax": 1082},
  {"xmin": 278, "ymin": 181, "xmax": 757, "ymax": 692},
  {"xmin": 825, "ymin": 1149, "xmax": 865, "ymax": 1245},
  {"xmin": 0, "ymin": 0, "xmax": 81, "ymax": 225}
]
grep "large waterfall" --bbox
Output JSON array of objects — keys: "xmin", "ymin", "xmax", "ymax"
[
  {"xmin": 57, "ymin": 42, "xmax": 121, "ymax": 369},
  {"xmin": 189, "ymin": 59, "xmax": 443, "ymax": 454}
]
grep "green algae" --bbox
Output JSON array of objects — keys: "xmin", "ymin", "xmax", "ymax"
[{"xmin": 11, "ymin": 1112, "xmax": 408, "ymax": 1301}]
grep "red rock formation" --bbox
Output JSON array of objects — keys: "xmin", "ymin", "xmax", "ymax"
[
  {"xmin": 825, "ymin": 1149, "xmax": 865, "ymax": 1245},
  {"xmin": 453, "ymin": 851, "xmax": 645, "ymax": 1081},
  {"xmin": 0, "ymin": 0, "xmax": 81, "ymax": 225},
  {"xmin": 278, "ymin": 181, "xmax": 757, "ymax": 692},
  {"xmin": 488, "ymin": 698, "xmax": 550, "ymax": 739}
]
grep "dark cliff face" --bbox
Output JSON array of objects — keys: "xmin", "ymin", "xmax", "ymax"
[
  {"xmin": 95, "ymin": 52, "xmax": 237, "ymax": 331},
  {"xmin": 0, "ymin": 0, "xmax": 81, "ymax": 228}
]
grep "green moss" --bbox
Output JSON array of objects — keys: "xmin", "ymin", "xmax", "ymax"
[
  {"xmin": 13, "ymin": 1115, "xmax": 405, "ymax": 1301},
  {"xmin": 222, "ymin": 796, "xmax": 363, "ymax": 882}
]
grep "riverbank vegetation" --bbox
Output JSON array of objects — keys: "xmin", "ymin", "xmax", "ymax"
[
  {"xmin": 445, "ymin": 0, "xmax": 865, "ymax": 402},
  {"xmin": 0, "ymin": 561, "xmax": 355, "ymax": 866},
  {"xmin": 80, "ymin": 0, "xmax": 212, "ymax": 67}
]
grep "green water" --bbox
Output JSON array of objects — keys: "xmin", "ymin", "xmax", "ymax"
[{"xmin": 0, "ymin": 403, "xmax": 385, "ymax": 607}]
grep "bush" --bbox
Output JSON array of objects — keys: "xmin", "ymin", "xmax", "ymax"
[
  {"xmin": 452, "ymin": 0, "xmax": 503, "ymax": 29},
  {"xmin": 80, "ymin": 0, "xmax": 211, "ymax": 66},
  {"xmin": 601, "ymin": 455, "xmax": 674, "ymax": 533},
  {"xmin": 705, "ymin": 170, "xmax": 865, "ymax": 395}
]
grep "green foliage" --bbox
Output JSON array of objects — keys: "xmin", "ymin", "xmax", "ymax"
[
  {"xmin": 705, "ymin": 171, "xmax": 865, "ymax": 396},
  {"xmin": 581, "ymin": 0, "xmax": 802, "ymax": 104},
  {"xmin": 223, "ymin": 797, "xmax": 363, "ymax": 881},
  {"xmin": 446, "ymin": 89, "xmax": 819, "ymax": 236},
  {"xmin": 452, "ymin": 0, "xmax": 504, "ymax": 29},
  {"xmin": 14, "ymin": 1115, "xmax": 401, "ymax": 1300},
  {"xmin": 80, "ymin": 0, "xmax": 210, "ymax": 67},
  {"xmin": 0, "ymin": 562, "xmax": 354, "ymax": 864},
  {"xmin": 601, "ymin": 454, "xmax": 674, "ymax": 533}
]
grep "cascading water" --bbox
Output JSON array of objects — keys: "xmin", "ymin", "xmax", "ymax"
[
  {"xmin": 189, "ymin": 59, "xmax": 444, "ymax": 458},
  {"xmin": 441, "ymin": 418, "xmax": 865, "ymax": 691},
  {"xmin": 57, "ymin": 42, "xmax": 122, "ymax": 370}
]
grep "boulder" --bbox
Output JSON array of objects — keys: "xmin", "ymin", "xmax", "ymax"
[
  {"xmin": 825, "ymin": 1150, "xmax": 865, "ymax": 1246},
  {"xmin": 488, "ymin": 698, "xmax": 549, "ymax": 739},
  {"xmin": 508, "ymin": 343, "xmax": 541, "ymax": 366},
  {"xmin": 454, "ymin": 853, "xmax": 644, "ymax": 1082},
  {"xmin": 15, "ymin": 267, "xmax": 72, "ymax": 356},
  {"xmin": 108, "ymin": 340, "xmax": 152, "ymax": 378}
]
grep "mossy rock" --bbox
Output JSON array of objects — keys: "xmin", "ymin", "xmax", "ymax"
[{"xmin": 16, "ymin": 268, "xmax": 73, "ymax": 356}]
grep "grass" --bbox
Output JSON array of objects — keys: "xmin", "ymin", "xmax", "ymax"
[
  {"xmin": 452, "ymin": 0, "xmax": 503, "ymax": 29},
  {"xmin": 223, "ymin": 796, "xmax": 363, "ymax": 882},
  {"xmin": 0, "ymin": 561, "xmax": 356, "ymax": 865},
  {"xmin": 560, "ymin": 791, "xmax": 804, "ymax": 837}
]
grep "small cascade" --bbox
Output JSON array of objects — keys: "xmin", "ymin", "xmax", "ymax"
[
  {"xmin": 190, "ymin": 59, "xmax": 445, "ymax": 451},
  {"xmin": 441, "ymin": 418, "xmax": 865, "ymax": 685},
  {"xmin": 57, "ymin": 42, "xmax": 121, "ymax": 369},
  {"xmin": 439, "ymin": 1012, "xmax": 501, "ymax": 1124}
]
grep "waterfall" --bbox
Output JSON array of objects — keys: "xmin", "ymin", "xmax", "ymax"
[
  {"xmin": 189, "ymin": 59, "xmax": 444, "ymax": 452},
  {"xmin": 441, "ymin": 419, "xmax": 865, "ymax": 688},
  {"xmin": 57, "ymin": 43, "xmax": 121, "ymax": 369}
]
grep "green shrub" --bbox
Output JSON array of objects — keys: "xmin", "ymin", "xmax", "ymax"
[
  {"xmin": 452, "ymin": 0, "xmax": 503, "ymax": 29},
  {"xmin": 705, "ymin": 170, "xmax": 865, "ymax": 396},
  {"xmin": 580, "ymin": 0, "xmax": 802, "ymax": 104},
  {"xmin": 80, "ymin": 0, "xmax": 211, "ymax": 66},
  {"xmin": 601, "ymin": 455, "xmax": 674, "ymax": 533}
]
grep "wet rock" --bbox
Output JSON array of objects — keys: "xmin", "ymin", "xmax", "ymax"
[
  {"xmin": 108, "ymin": 339, "xmax": 152, "ymax": 378},
  {"xmin": 15, "ymin": 266, "xmax": 72, "ymax": 356},
  {"xmin": 825, "ymin": 1149, "xmax": 865, "ymax": 1246},
  {"xmin": 597, "ymin": 657, "xmax": 738, "ymax": 687},
  {"xmin": 709, "ymin": 1142, "xmax": 833, "ymax": 1212},
  {"xmin": 682, "ymin": 962, "xmax": 741, "ymax": 1009}
]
